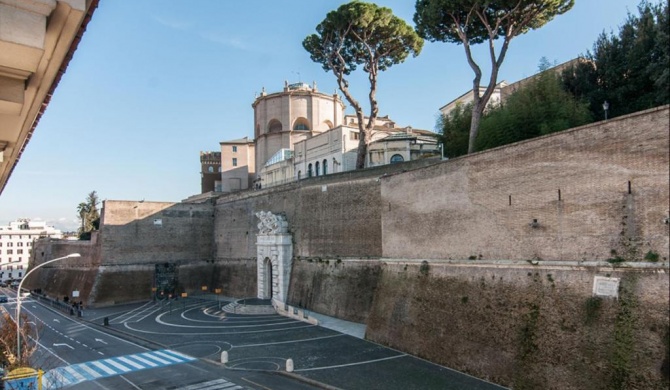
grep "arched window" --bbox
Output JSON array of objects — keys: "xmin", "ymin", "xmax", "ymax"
[
  {"xmin": 207, "ymin": 166, "xmax": 214, "ymax": 173},
  {"xmin": 268, "ymin": 119, "xmax": 282, "ymax": 133},
  {"xmin": 390, "ymin": 154, "xmax": 404, "ymax": 164},
  {"xmin": 308, "ymin": 164, "xmax": 313, "ymax": 177},
  {"xmin": 293, "ymin": 117, "xmax": 310, "ymax": 131},
  {"xmin": 322, "ymin": 159, "xmax": 328, "ymax": 175},
  {"xmin": 315, "ymin": 161, "xmax": 320, "ymax": 176}
]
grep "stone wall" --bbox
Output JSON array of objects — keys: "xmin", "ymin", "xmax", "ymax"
[
  {"xmin": 99, "ymin": 200, "xmax": 215, "ymax": 264},
  {"xmin": 382, "ymin": 106, "xmax": 669, "ymax": 262},
  {"xmin": 366, "ymin": 260, "xmax": 669, "ymax": 389},
  {"xmin": 287, "ymin": 259, "xmax": 382, "ymax": 323}
]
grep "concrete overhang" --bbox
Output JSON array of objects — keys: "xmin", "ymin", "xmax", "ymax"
[{"xmin": 0, "ymin": 0, "xmax": 98, "ymax": 195}]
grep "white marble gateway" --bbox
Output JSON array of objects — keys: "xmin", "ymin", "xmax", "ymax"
[{"xmin": 255, "ymin": 211, "xmax": 292, "ymax": 302}]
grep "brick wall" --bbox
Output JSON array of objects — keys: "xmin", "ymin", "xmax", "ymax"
[
  {"xmin": 382, "ymin": 106, "xmax": 669, "ymax": 262},
  {"xmin": 99, "ymin": 200, "xmax": 215, "ymax": 264},
  {"xmin": 366, "ymin": 260, "xmax": 669, "ymax": 389}
]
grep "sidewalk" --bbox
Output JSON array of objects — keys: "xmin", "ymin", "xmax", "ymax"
[{"xmin": 308, "ymin": 311, "xmax": 366, "ymax": 339}]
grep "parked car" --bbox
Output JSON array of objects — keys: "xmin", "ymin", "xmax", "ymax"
[{"xmin": 0, "ymin": 295, "xmax": 8, "ymax": 303}]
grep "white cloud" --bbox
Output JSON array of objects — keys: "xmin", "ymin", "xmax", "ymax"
[
  {"xmin": 198, "ymin": 31, "xmax": 247, "ymax": 50},
  {"xmin": 152, "ymin": 15, "xmax": 191, "ymax": 31}
]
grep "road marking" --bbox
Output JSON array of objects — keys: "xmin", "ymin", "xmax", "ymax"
[
  {"xmin": 105, "ymin": 358, "xmax": 132, "ymax": 372},
  {"xmin": 176, "ymin": 378, "xmax": 244, "ymax": 390},
  {"xmin": 117, "ymin": 356, "xmax": 145, "ymax": 370},
  {"xmin": 42, "ymin": 349, "xmax": 196, "ymax": 388},
  {"xmin": 139, "ymin": 351, "xmax": 171, "ymax": 365},
  {"xmin": 125, "ymin": 354, "xmax": 158, "ymax": 367},
  {"xmin": 95, "ymin": 338, "xmax": 108, "ymax": 344},
  {"xmin": 79, "ymin": 363, "xmax": 103, "ymax": 379},
  {"xmin": 91, "ymin": 361, "xmax": 116, "ymax": 375},
  {"xmin": 53, "ymin": 343, "xmax": 74, "ymax": 349},
  {"xmin": 294, "ymin": 353, "xmax": 407, "ymax": 372},
  {"xmin": 63, "ymin": 366, "xmax": 87, "ymax": 382}
]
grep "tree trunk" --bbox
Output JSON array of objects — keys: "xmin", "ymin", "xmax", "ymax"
[{"xmin": 468, "ymin": 102, "xmax": 485, "ymax": 153}]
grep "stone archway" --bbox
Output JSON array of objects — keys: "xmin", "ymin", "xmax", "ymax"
[
  {"xmin": 256, "ymin": 211, "xmax": 292, "ymax": 302},
  {"xmin": 262, "ymin": 257, "xmax": 273, "ymax": 299}
]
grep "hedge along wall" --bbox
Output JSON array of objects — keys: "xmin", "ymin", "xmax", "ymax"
[
  {"xmin": 381, "ymin": 106, "xmax": 669, "ymax": 262},
  {"xmin": 366, "ymin": 261, "xmax": 669, "ymax": 389}
]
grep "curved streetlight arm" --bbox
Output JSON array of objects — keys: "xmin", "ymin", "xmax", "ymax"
[{"xmin": 15, "ymin": 253, "xmax": 81, "ymax": 363}]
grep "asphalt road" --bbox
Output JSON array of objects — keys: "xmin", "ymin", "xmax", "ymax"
[{"xmin": 3, "ymin": 292, "xmax": 508, "ymax": 389}]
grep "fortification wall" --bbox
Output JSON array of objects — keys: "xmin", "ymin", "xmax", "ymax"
[
  {"xmin": 366, "ymin": 260, "xmax": 669, "ymax": 389},
  {"xmin": 99, "ymin": 200, "xmax": 215, "ymax": 264},
  {"xmin": 382, "ymin": 106, "xmax": 669, "ymax": 262},
  {"xmin": 286, "ymin": 259, "xmax": 382, "ymax": 323},
  {"xmin": 215, "ymin": 173, "xmax": 381, "ymax": 260}
]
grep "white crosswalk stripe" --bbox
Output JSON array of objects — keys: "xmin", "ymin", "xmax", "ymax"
[
  {"xmin": 175, "ymin": 378, "xmax": 245, "ymax": 390},
  {"xmin": 41, "ymin": 349, "xmax": 197, "ymax": 388}
]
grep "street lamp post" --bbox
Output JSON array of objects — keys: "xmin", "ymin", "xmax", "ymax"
[
  {"xmin": 15, "ymin": 253, "xmax": 80, "ymax": 363},
  {"xmin": 603, "ymin": 101, "xmax": 610, "ymax": 120}
]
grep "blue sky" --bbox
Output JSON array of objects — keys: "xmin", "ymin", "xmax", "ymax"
[{"xmin": 0, "ymin": 0, "xmax": 647, "ymax": 231}]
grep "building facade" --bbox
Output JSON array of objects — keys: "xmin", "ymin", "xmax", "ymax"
[
  {"xmin": 210, "ymin": 81, "xmax": 438, "ymax": 191},
  {"xmin": 0, "ymin": 219, "xmax": 62, "ymax": 282},
  {"xmin": 252, "ymin": 81, "xmax": 346, "ymax": 171},
  {"xmin": 200, "ymin": 151, "xmax": 221, "ymax": 193},
  {"xmin": 220, "ymin": 137, "xmax": 255, "ymax": 192}
]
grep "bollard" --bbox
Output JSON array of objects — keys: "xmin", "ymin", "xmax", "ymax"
[
  {"xmin": 286, "ymin": 358, "xmax": 294, "ymax": 373},
  {"xmin": 221, "ymin": 351, "xmax": 228, "ymax": 364},
  {"xmin": 103, "ymin": 317, "xmax": 109, "ymax": 326}
]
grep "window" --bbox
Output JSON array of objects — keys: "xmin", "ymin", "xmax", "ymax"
[
  {"xmin": 315, "ymin": 161, "xmax": 320, "ymax": 176},
  {"xmin": 350, "ymin": 132, "xmax": 359, "ymax": 140},
  {"xmin": 7, "ymin": 242, "xmax": 12, "ymax": 247},
  {"xmin": 17, "ymin": 249, "xmax": 23, "ymax": 255},
  {"xmin": 17, "ymin": 242, "xmax": 23, "ymax": 247},
  {"xmin": 232, "ymin": 158, "xmax": 238, "ymax": 167},
  {"xmin": 268, "ymin": 119, "xmax": 283, "ymax": 133},
  {"xmin": 390, "ymin": 154, "xmax": 405, "ymax": 164},
  {"xmin": 7, "ymin": 249, "xmax": 12, "ymax": 255},
  {"xmin": 232, "ymin": 146, "xmax": 238, "ymax": 152},
  {"xmin": 323, "ymin": 159, "xmax": 328, "ymax": 175},
  {"xmin": 27, "ymin": 242, "xmax": 32, "ymax": 247},
  {"xmin": 293, "ymin": 117, "xmax": 310, "ymax": 131},
  {"xmin": 208, "ymin": 166, "xmax": 214, "ymax": 173},
  {"xmin": 308, "ymin": 164, "xmax": 313, "ymax": 177},
  {"xmin": 298, "ymin": 171, "xmax": 302, "ymax": 180}
]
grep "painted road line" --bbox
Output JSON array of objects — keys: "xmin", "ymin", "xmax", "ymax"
[
  {"xmin": 156, "ymin": 349, "xmax": 191, "ymax": 362},
  {"xmin": 118, "ymin": 355, "xmax": 148, "ymax": 369},
  {"xmin": 105, "ymin": 358, "xmax": 132, "ymax": 372},
  {"xmin": 79, "ymin": 363, "xmax": 103, "ymax": 379},
  {"xmin": 91, "ymin": 360, "xmax": 117, "ymax": 375},
  {"xmin": 176, "ymin": 378, "xmax": 244, "ymax": 390},
  {"xmin": 139, "ymin": 351, "xmax": 172, "ymax": 365},
  {"xmin": 42, "ymin": 349, "xmax": 197, "ymax": 388},
  {"xmin": 125, "ymin": 354, "xmax": 159, "ymax": 367},
  {"xmin": 63, "ymin": 366, "xmax": 87, "ymax": 382}
]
